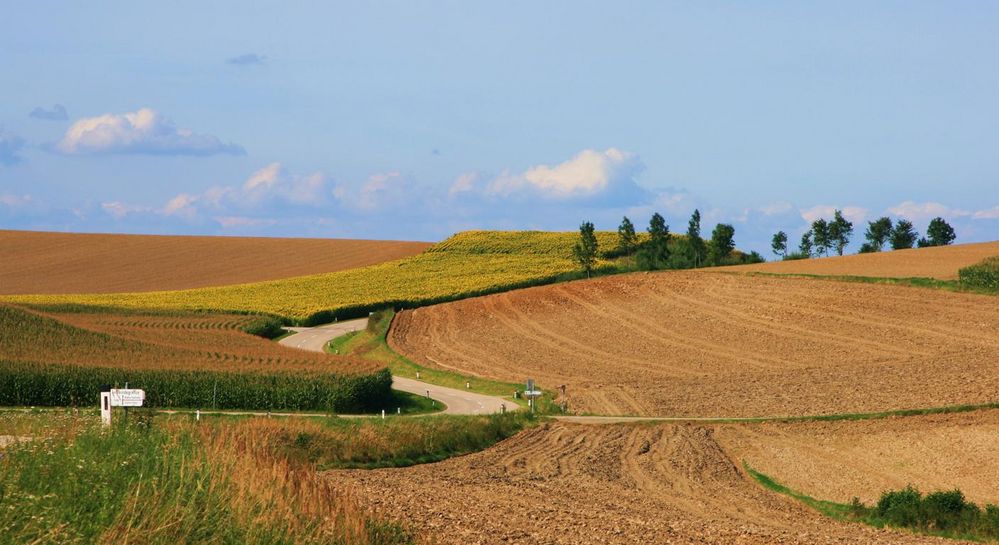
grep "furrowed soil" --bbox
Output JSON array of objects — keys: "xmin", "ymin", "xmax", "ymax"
[
  {"xmin": 389, "ymin": 271, "xmax": 999, "ymax": 417},
  {"xmin": 333, "ymin": 421, "xmax": 967, "ymax": 544},
  {"xmin": 0, "ymin": 229, "xmax": 430, "ymax": 294},
  {"xmin": 726, "ymin": 240, "xmax": 999, "ymax": 280},
  {"xmin": 716, "ymin": 408, "xmax": 999, "ymax": 506}
]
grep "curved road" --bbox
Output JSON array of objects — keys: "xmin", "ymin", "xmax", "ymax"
[{"xmin": 279, "ymin": 319, "xmax": 512, "ymax": 415}]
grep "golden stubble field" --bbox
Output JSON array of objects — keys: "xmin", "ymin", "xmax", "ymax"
[
  {"xmin": 0, "ymin": 229, "xmax": 431, "ymax": 294},
  {"xmin": 390, "ymin": 270, "xmax": 999, "ymax": 417}
]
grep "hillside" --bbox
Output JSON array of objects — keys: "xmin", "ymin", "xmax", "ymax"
[
  {"xmin": 3, "ymin": 231, "xmax": 619, "ymax": 322},
  {"xmin": 335, "ymin": 421, "xmax": 963, "ymax": 544},
  {"xmin": 389, "ymin": 270, "xmax": 999, "ymax": 417},
  {"xmin": 726, "ymin": 240, "xmax": 999, "ymax": 280},
  {"xmin": 0, "ymin": 304, "xmax": 389, "ymax": 411},
  {"xmin": 0, "ymin": 230, "xmax": 431, "ymax": 294}
]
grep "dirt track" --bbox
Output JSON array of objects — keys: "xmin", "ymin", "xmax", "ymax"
[
  {"xmin": 390, "ymin": 271, "xmax": 999, "ymax": 417},
  {"xmin": 725, "ymin": 240, "xmax": 999, "ymax": 280},
  {"xmin": 334, "ymin": 421, "xmax": 967, "ymax": 544},
  {"xmin": 0, "ymin": 230, "xmax": 430, "ymax": 294}
]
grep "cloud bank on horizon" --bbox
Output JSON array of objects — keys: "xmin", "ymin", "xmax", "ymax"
[{"xmin": 5, "ymin": 146, "xmax": 995, "ymax": 253}]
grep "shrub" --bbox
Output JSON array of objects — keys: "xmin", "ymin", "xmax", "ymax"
[
  {"xmin": 877, "ymin": 485, "xmax": 923, "ymax": 527},
  {"xmin": 958, "ymin": 256, "xmax": 999, "ymax": 290}
]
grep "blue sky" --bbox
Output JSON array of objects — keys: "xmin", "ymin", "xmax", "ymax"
[{"xmin": 1, "ymin": 1, "xmax": 997, "ymax": 253}]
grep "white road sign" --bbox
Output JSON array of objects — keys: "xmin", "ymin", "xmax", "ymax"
[{"xmin": 109, "ymin": 388, "xmax": 145, "ymax": 407}]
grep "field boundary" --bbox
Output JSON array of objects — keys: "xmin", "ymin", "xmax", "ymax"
[{"xmin": 730, "ymin": 271, "xmax": 999, "ymax": 296}]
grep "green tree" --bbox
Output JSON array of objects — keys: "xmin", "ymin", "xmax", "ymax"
[
  {"xmin": 890, "ymin": 219, "xmax": 918, "ymax": 250},
  {"xmin": 811, "ymin": 218, "xmax": 831, "ymax": 256},
  {"xmin": 926, "ymin": 217, "xmax": 956, "ymax": 246},
  {"xmin": 864, "ymin": 217, "xmax": 893, "ymax": 252},
  {"xmin": 638, "ymin": 212, "xmax": 670, "ymax": 270},
  {"xmin": 573, "ymin": 221, "xmax": 599, "ymax": 278},
  {"xmin": 616, "ymin": 216, "xmax": 637, "ymax": 255},
  {"xmin": 686, "ymin": 209, "xmax": 706, "ymax": 267},
  {"xmin": 707, "ymin": 223, "xmax": 735, "ymax": 265},
  {"xmin": 771, "ymin": 231, "xmax": 788, "ymax": 258},
  {"xmin": 828, "ymin": 209, "xmax": 854, "ymax": 256},
  {"xmin": 799, "ymin": 230, "xmax": 814, "ymax": 257}
]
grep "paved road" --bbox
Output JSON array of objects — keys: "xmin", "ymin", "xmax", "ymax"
[
  {"xmin": 279, "ymin": 319, "xmax": 512, "ymax": 415},
  {"xmin": 280, "ymin": 318, "xmax": 368, "ymax": 352}
]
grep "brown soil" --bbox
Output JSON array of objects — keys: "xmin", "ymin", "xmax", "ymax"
[
  {"xmin": 333, "ymin": 422, "xmax": 966, "ymax": 544},
  {"xmin": 0, "ymin": 229, "xmax": 431, "ymax": 294},
  {"xmin": 726, "ymin": 240, "xmax": 999, "ymax": 280},
  {"xmin": 716, "ymin": 409, "xmax": 999, "ymax": 505},
  {"xmin": 389, "ymin": 271, "xmax": 999, "ymax": 417}
]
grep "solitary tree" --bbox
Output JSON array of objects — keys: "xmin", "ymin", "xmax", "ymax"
[
  {"xmin": 864, "ymin": 217, "xmax": 893, "ymax": 252},
  {"xmin": 828, "ymin": 210, "xmax": 854, "ymax": 256},
  {"xmin": 926, "ymin": 217, "xmax": 956, "ymax": 247},
  {"xmin": 890, "ymin": 219, "xmax": 918, "ymax": 250},
  {"xmin": 707, "ymin": 223, "xmax": 736, "ymax": 265},
  {"xmin": 573, "ymin": 221, "xmax": 599, "ymax": 278},
  {"xmin": 687, "ymin": 209, "xmax": 706, "ymax": 267},
  {"xmin": 811, "ymin": 218, "xmax": 831, "ymax": 256},
  {"xmin": 771, "ymin": 231, "xmax": 788, "ymax": 258},
  {"xmin": 799, "ymin": 230, "xmax": 814, "ymax": 257},
  {"xmin": 617, "ymin": 216, "xmax": 637, "ymax": 255}
]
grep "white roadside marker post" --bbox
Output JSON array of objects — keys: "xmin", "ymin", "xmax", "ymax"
[
  {"xmin": 100, "ymin": 392, "xmax": 112, "ymax": 427},
  {"xmin": 381, "ymin": 409, "xmax": 385, "ymax": 420}
]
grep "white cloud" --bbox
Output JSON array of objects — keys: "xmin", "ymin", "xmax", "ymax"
[
  {"xmin": 758, "ymin": 201, "xmax": 794, "ymax": 216},
  {"xmin": 449, "ymin": 172, "xmax": 478, "ymax": 196},
  {"xmin": 101, "ymin": 201, "xmax": 152, "ymax": 219},
  {"xmin": 357, "ymin": 171, "xmax": 410, "ymax": 210},
  {"xmin": 800, "ymin": 205, "xmax": 868, "ymax": 224},
  {"xmin": 55, "ymin": 108, "xmax": 244, "ymax": 156},
  {"xmin": 1, "ymin": 193, "xmax": 32, "ymax": 208},
  {"xmin": 487, "ymin": 148, "xmax": 644, "ymax": 200},
  {"xmin": 161, "ymin": 193, "xmax": 199, "ymax": 219},
  {"xmin": 972, "ymin": 206, "xmax": 999, "ymax": 220},
  {"xmin": 888, "ymin": 201, "xmax": 970, "ymax": 221}
]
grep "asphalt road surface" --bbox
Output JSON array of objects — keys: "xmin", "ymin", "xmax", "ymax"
[{"xmin": 279, "ymin": 319, "xmax": 512, "ymax": 415}]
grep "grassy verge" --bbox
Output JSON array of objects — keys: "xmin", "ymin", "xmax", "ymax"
[
  {"xmin": 260, "ymin": 411, "xmax": 536, "ymax": 469},
  {"xmin": 745, "ymin": 463, "xmax": 999, "ymax": 542},
  {"xmin": 0, "ymin": 412, "xmax": 414, "ymax": 545},
  {"xmin": 387, "ymin": 389, "xmax": 444, "ymax": 415},
  {"xmin": 738, "ymin": 271, "xmax": 999, "ymax": 296},
  {"xmin": 569, "ymin": 402, "xmax": 999, "ymax": 425},
  {"xmin": 327, "ymin": 310, "xmax": 537, "ymax": 410}
]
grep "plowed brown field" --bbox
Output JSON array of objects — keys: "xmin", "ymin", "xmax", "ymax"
[
  {"xmin": 0, "ymin": 230, "xmax": 430, "ymax": 294},
  {"xmin": 334, "ymin": 421, "xmax": 968, "ymax": 544},
  {"xmin": 726, "ymin": 240, "xmax": 999, "ymax": 280},
  {"xmin": 389, "ymin": 271, "xmax": 999, "ymax": 417},
  {"xmin": 716, "ymin": 409, "xmax": 999, "ymax": 506}
]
